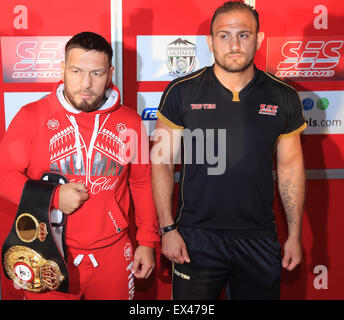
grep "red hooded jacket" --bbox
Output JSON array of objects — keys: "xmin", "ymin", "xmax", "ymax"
[{"xmin": 0, "ymin": 82, "xmax": 159, "ymax": 250}]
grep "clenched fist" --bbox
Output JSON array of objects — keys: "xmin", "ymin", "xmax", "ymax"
[{"xmin": 58, "ymin": 182, "xmax": 89, "ymax": 214}]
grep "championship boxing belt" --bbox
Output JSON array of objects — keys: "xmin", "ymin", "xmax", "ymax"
[{"xmin": 1, "ymin": 173, "xmax": 69, "ymax": 293}]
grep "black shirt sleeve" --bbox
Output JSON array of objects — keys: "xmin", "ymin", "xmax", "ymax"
[
  {"xmin": 157, "ymin": 82, "xmax": 184, "ymax": 129},
  {"xmin": 280, "ymin": 87, "xmax": 307, "ymax": 136}
]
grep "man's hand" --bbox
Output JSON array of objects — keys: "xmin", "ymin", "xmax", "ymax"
[
  {"xmin": 162, "ymin": 230, "xmax": 191, "ymax": 264},
  {"xmin": 131, "ymin": 245, "xmax": 156, "ymax": 279},
  {"xmin": 282, "ymin": 236, "xmax": 302, "ymax": 271},
  {"xmin": 58, "ymin": 182, "xmax": 89, "ymax": 214}
]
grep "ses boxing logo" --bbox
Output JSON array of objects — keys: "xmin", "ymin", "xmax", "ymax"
[
  {"xmin": 1, "ymin": 36, "xmax": 70, "ymax": 83},
  {"xmin": 267, "ymin": 37, "xmax": 344, "ymax": 81}
]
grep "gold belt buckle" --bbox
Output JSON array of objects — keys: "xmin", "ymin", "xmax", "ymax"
[
  {"xmin": 3, "ymin": 245, "xmax": 64, "ymax": 292},
  {"xmin": 3, "ymin": 212, "xmax": 64, "ymax": 292}
]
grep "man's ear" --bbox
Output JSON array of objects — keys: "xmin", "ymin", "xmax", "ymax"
[
  {"xmin": 60, "ymin": 61, "xmax": 65, "ymax": 81},
  {"xmin": 256, "ymin": 31, "xmax": 265, "ymax": 50},
  {"xmin": 108, "ymin": 65, "xmax": 114, "ymax": 86},
  {"xmin": 206, "ymin": 34, "xmax": 214, "ymax": 53}
]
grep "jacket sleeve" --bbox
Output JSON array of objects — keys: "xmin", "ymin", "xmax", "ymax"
[
  {"xmin": 0, "ymin": 106, "xmax": 33, "ymax": 205},
  {"xmin": 128, "ymin": 119, "xmax": 160, "ymax": 246}
]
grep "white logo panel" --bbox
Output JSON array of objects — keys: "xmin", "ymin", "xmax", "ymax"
[
  {"xmin": 137, "ymin": 36, "xmax": 214, "ymax": 81},
  {"xmin": 4, "ymin": 92, "xmax": 49, "ymax": 130},
  {"xmin": 300, "ymin": 91, "xmax": 344, "ymax": 134}
]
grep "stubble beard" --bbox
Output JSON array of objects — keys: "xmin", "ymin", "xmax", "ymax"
[
  {"xmin": 216, "ymin": 53, "xmax": 255, "ymax": 73},
  {"xmin": 214, "ymin": 45, "xmax": 257, "ymax": 73},
  {"xmin": 64, "ymin": 87, "xmax": 106, "ymax": 113}
]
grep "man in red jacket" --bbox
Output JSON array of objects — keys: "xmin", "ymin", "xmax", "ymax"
[{"xmin": 0, "ymin": 32, "xmax": 159, "ymax": 299}]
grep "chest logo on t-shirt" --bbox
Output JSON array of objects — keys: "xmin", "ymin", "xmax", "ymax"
[
  {"xmin": 191, "ymin": 103, "xmax": 216, "ymax": 110},
  {"xmin": 258, "ymin": 104, "xmax": 279, "ymax": 116}
]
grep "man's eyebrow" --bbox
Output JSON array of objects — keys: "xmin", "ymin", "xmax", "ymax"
[
  {"xmin": 90, "ymin": 68, "xmax": 107, "ymax": 72},
  {"xmin": 238, "ymin": 30, "xmax": 253, "ymax": 33},
  {"xmin": 217, "ymin": 29, "xmax": 253, "ymax": 34},
  {"xmin": 67, "ymin": 66, "xmax": 107, "ymax": 72},
  {"xmin": 217, "ymin": 30, "xmax": 229, "ymax": 34}
]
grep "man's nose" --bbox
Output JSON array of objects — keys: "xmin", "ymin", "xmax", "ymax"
[
  {"xmin": 81, "ymin": 73, "xmax": 92, "ymax": 88},
  {"xmin": 229, "ymin": 36, "xmax": 240, "ymax": 52}
]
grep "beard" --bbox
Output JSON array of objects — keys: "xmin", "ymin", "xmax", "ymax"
[
  {"xmin": 64, "ymin": 87, "xmax": 107, "ymax": 113},
  {"xmin": 214, "ymin": 49, "xmax": 256, "ymax": 73}
]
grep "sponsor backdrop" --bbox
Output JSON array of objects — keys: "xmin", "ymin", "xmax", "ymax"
[{"xmin": 0, "ymin": 0, "xmax": 343, "ymax": 299}]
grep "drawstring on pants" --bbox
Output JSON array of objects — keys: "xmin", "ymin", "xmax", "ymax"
[{"xmin": 73, "ymin": 254, "xmax": 99, "ymax": 268}]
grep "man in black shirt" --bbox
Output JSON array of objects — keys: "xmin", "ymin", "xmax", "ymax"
[{"xmin": 152, "ymin": 1, "xmax": 306, "ymax": 299}]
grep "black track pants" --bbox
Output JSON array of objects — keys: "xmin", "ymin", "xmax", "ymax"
[{"xmin": 172, "ymin": 226, "xmax": 282, "ymax": 300}]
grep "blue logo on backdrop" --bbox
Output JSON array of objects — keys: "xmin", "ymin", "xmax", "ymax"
[
  {"xmin": 302, "ymin": 98, "xmax": 314, "ymax": 111},
  {"xmin": 141, "ymin": 107, "xmax": 158, "ymax": 120}
]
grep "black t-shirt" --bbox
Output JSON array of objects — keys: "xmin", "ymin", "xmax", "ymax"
[{"xmin": 157, "ymin": 65, "xmax": 307, "ymax": 235}]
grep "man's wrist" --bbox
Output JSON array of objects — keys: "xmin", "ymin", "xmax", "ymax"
[
  {"xmin": 138, "ymin": 241, "xmax": 158, "ymax": 249},
  {"xmin": 158, "ymin": 223, "xmax": 177, "ymax": 236},
  {"xmin": 287, "ymin": 232, "xmax": 302, "ymax": 240}
]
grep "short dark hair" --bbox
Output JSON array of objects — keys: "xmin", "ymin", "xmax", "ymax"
[
  {"xmin": 210, "ymin": 1, "xmax": 260, "ymax": 35},
  {"xmin": 65, "ymin": 31, "xmax": 113, "ymax": 66}
]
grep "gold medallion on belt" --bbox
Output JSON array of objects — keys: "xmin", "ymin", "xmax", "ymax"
[
  {"xmin": 3, "ymin": 212, "xmax": 64, "ymax": 292},
  {"xmin": 3, "ymin": 245, "xmax": 64, "ymax": 292}
]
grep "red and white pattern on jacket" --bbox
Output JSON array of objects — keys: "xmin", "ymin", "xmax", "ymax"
[
  {"xmin": 48, "ymin": 120, "xmax": 126, "ymax": 195},
  {"xmin": 44, "ymin": 83, "xmax": 156, "ymax": 250}
]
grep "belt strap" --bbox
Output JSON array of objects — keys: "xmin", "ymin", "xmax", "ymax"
[{"xmin": 1, "ymin": 173, "xmax": 69, "ymax": 293}]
